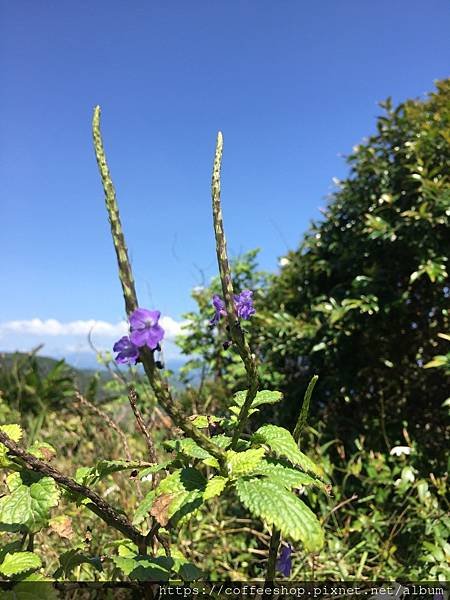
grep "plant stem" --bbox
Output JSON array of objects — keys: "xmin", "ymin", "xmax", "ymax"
[
  {"xmin": 210, "ymin": 132, "xmax": 259, "ymax": 449},
  {"xmin": 265, "ymin": 527, "xmax": 281, "ymax": 583},
  {"xmin": 293, "ymin": 375, "xmax": 318, "ymax": 444},
  {"xmin": 0, "ymin": 430, "xmax": 146, "ymax": 549},
  {"xmin": 265, "ymin": 376, "xmax": 319, "ymax": 583},
  {"xmin": 92, "ymin": 107, "xmax": 226, "ymax": 464}
]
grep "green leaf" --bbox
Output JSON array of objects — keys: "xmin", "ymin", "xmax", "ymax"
[
  {"xmin": 167, "ymin": 490, "xmax": 204, "ymax": 526},
  {"xmin": 75, "ymin": 460, "xmax": 150, "ymax": 487},
  {"xmin": 0, "ymin": 424, "xmax": 23, "ymax": 467},
  {"xmin": 164, "ymin": 438, "xmax": 212, "ymax": 460},
  {"xmin": 156, "ymin": 547, "xmax": 203, "ymax": 581},
  {"xmin": 153, "ymin": 468, "xmax": 207, "ymax": 527},
  {"xmin": 253, "ymin": 459, "xmax": 329, "ymax": 492},
  {"xmin": 0, "ymin": 551, "xmax": 41, "ymax": 576},
  {"xmin": 232, "ymin": 389, "xmax": 283, "ymax": 409},
  {"xmin": 139, "ymin": 460, "xmax": 173, "ymax": 480},
  {"xmin": 189, "ymin": 415, "xmax": 221, "ymax": 429},
  {"xmin": 0, "ymin": 424, "xmax": 23, "ymax": 443},
  {"xmin": 252, "ymin": 425, "xmax": 323, "ymax": 478},
  {"xmin": 132, "ymin": 491, "xmax": 156, "ymax": 526},
  {"xmin": 226, "ymin": 448, "xmax": 266, "ymax": 477},
  {"xmin": 204, "ymin": 476, "xmax": 228, "ymax": 500},
  {"xmin": 0, "ymin": 473, "xmax": 60, "ymax": 533},
  {"xmin": 53, "ymin": 549, "xmax": 103, "ymax": 578},
  {"xmin": 27, "ymin": 441, "xmax": 56, "ymax": 461},
  {"xmin": 156, "ymin": 468, "xmax": 206, "ymax": 496},
  {"xmin": 235, "ymin": 477, "xmax": 324, "ymax": 552},
  {"xmin": 112, "ymin": 554, "xmax": 172, "ymax": 581}
]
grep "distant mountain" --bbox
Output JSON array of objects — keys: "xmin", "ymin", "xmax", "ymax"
[{"xmin": 0, "ymin": 351, "xmax": 191, "ymax": 392}]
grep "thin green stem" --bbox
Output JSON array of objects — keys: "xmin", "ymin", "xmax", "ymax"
[
  {"xmin": 265, "ymin": 376, "xmax": 319, "ymax": 583},
  {"xmin": 293, "ymin": 375, "xmax": 318, "ymax": 444},
  {"xmin": 210, "ymin": 132, "xmax": 259, "ymax": 449}
]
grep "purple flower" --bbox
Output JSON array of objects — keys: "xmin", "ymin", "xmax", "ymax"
[
  {"xmin": 113, "ymin": 336, "xmax": 140, "ymax": 365},
  {"xmin": 234, "ymin": 290, "xmax": 256, "ymax": 320},
  {"xmin": 210, "ymin": 289, "xmax": 255, "ymax": 326},
  {"xmin": 276, "ymin": 544, "xmax": 292, "ymax": 578},
  {"xmin": 209, "ymin": 294, "xmax": 227, "ymax": 326},
  {"xmin": 129, "ymin": 308, "xmax": 165, "ymax": 350}
]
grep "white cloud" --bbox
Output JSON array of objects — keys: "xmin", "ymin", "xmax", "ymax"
[
  {"xmin": 0, "ymin": 316, "xmax": 187, "ymax": 363},
  {"xmin": 0, "ymin": 318, "xmax": 127, "ymax": 337},
  {"xmin": 0, "ymin": 316, "xmax": 184, "ymax": 340}
]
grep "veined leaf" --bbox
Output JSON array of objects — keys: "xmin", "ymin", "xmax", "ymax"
[
  {"xmin": 252, "ymin": 425, "xmax": 323, "ymax": 478},
  {"xmin": 53, "ymin": 549, "xmax": 103, "ymax": 579},
  {"xmin": 75, "ymin": 460, "xmax": 152, "ymax": 487},
  {"xmin": 164, "ymin": 438, "xmax": 212, "ymax": 460},
  {"xmin": 0, "ymin": 424, "xmax": 23, "ymax": 467},
  {"xmin": 132, "ymin": 491, "xmax": 156, "ymax": 526},
  {"xmin": 232, "ymin": 389, "xmax": 283, "ymax": 409},
  {"xmin": 204, "ymin": 476, "xmax": 228, "ymax": 500},
  {"xmin": 139, "ymin": 460, "xmax": 173, "ymax": 480},
  {"xmin": 226, "ymin": 448, "xmax": 266, "ymax": 477},
  {"xmin": 155, "ymin": 468, "xmax": 206, "ymax": 496},
  {"xmin": 253, "ymin": 459, "xmax": 329, "ymax": 492},
  {"xmin": 154, "ymin": 468, "xmax": 207, "ymax": 527},
  {"xmin": 0, "ymin": 473, "xmax": 60, "ymax": 533},
  {"xmin": 112, "ymin": 554, "xmax": 172, "ymax": 581},
  {"xmin": 235, "ymin": 477, "xmax": 324, "ymax": 552},
  {"xmin": 0, "ymin": 551, "xmax": 41, "ymax": 576}
]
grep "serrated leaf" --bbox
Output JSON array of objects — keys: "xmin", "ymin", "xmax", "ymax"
[
  {"xmin": 155, "ymin": 468, "xmax": 206, "ymax": 496},
  {"xmin": 75, "ymin": 460, "xmax": 150, "ymax": 487},
  {"xmin": 235, "ymin": 478, "xmax": 324, "ymax": 552},
  {"xmin": 167, "ymin": 490, "xmax": 204, "ymax": 526},
  {"xmin": 112, "ymin": 554, "xmax": 172, "ymax": 581},
  {"xmin": 53, "ymin": 549, "xmax": 103, "ymax": 578},
  {"xmin": 165, "ymin": 438, "xmax": 212, "ymax": 460},
  {"xmin": 210, "ymin": 434, "xmax": 232, "ymax": 449},
  {"xmin": 139, "ymin": 460, "xmax": 173, "ymax": 480},
  {"xmin": 226, "ymin": 448, "xmax": 266, "ymax": 477},
  {"xmin": 155, "ymin": 547, "xmax": 203, "ymax": 581},
  {"xmin": 0, "ymin": 551, "xmax": 41, "ymax": 576},
  {"xmin": 132, "ymin": 491, "xmax": 156, "ymax": 526},
  {"xmin": 204, "ymin": 476, "xmax": 228, "ymax": 500},
  {"xmin": 0, "ymin": 473, "xmax": 60, "ymax": 533},
  {"xmin": 0, "ymin": 424, "xmax": 23, "ymax": 467},
  {"xmin": 233, "ymin": 389, "xmax": 283, "ymax": 409},
  {"xmin": 189, "ymin": 415, "xmax": 221, "ymax": 429},
  {"xmin": 252, "ymin": 425, "xmax": 323, "ymax": 478},
  {"xmin": 253, "ymin": 459, "xmax": 329, "ymax": 492}
]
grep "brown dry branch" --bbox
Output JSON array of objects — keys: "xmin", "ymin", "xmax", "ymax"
[
  {"xmin": 0, "ymin": 430, "xmax": 148, "ymax": 551},
  {"xmin": 75, "ymin": 391, "xmax": 132, "ymax": 462}
]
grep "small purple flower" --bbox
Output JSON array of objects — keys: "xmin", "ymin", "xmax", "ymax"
[
  {"xmin": 234, "ymin": 290, "xmax": 256, "ymax": 320},
  {"xmin": 129, "ymin": 308, "xmax": 165, "ymax": 350},
  {"xmin": 113, "ymin": 336, "xmax": 140, "ymax": 365},
  {"xmin": 209, "ymin": 289, "xmax": 255, "ymax": 326},
  {"xmin": 210, "ymin": 294, "xmax": 227, "ymax": 326},
  {"xmin": 276, "ymin": 543, "xmax": 292, "ymax": 578}
]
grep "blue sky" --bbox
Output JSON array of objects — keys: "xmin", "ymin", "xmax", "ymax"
[{"xmin": 1, "ymin": 1, "xmax": 449, "ymax": 365}]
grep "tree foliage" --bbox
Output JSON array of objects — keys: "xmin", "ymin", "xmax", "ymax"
[{"xmin": 263, "ymin": 80, "xmax": 450, "ymax": 466}]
